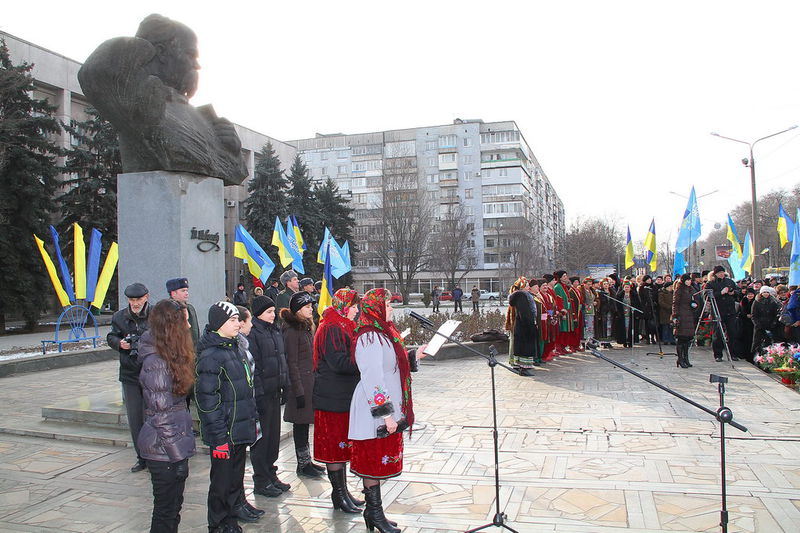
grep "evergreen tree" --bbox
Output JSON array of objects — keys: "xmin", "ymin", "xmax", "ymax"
[
  {"xmin": 286, "ymin": 155, "xmax": 323, "ymax": 280},
  {"xmin": 245, "ymin": 142, "xmax": 287, "ymax": 277},
  {"xmin": 0, "ymin": 40, "xmax": 62, "ymax": 331},
  {"xmin": 314, "ymin": 178, "xmax": 357, "ymax": 288}
]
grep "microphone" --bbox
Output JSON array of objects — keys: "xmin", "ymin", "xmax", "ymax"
[{"xmin": 409, "ymin": 311, "xmax": 434, "ymax": 328}]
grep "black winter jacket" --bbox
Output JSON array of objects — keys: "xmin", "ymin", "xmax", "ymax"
[
  {"xmin": 195, "ymin": 329, "xmax": 257, "ymax": 447},
  {"xmin": 107, "ymin": 303, "xmax": 150, "ymax": 385},
  {"xmin": 313, "ymin": 318, "xmax": 360, "ymax": 412},
  {"xmin": 752, "ymin": 295, "xmax": 781, "ymax": 330},
  {"xmin": 136, "ymin": 332, "xmax": 196, "ymax": 462},
  {"xmin": 247, "ymin": 318, "xmax": 289, "ymax": 402},
  {"xmin": 706, "ymin": 277, "xmax": 739, "ymax": 317}
]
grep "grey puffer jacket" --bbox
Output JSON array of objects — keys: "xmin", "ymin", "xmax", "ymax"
[{"xmin": 136, "ymin": 331, "xmax": 196, "ymax": 462}]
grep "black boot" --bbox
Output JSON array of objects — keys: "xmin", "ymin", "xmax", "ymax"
[
  {"xmin": 363, "ymin": 484, "xmax": 400, "ymax": 533},
  {"xmin": 296, "ymin": 446, "xmax": 323, "ymax": 479},
  {"xmin": 328, "ymin": 469, "xmax": 361, "ymax": 513},
  {"xmin": 339, "ymin": 469, "xmax": 364, "ymax": 507}
]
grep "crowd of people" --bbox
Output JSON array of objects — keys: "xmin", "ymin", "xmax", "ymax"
[
  {"xmin": 108, "ymin": 271, "xmax": 427, "ymax": 533},
  {"xmin": 503, "ymin": 267, "xmax": 800, "ymax": 374}
]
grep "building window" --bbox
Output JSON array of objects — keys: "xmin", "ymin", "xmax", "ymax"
[
  {"xmin": 463, "ymin": 171, "xmax": 472, "ymax": 181},
  {"xmin": 465, "ymin": 188, "xmax": 473, "ymax": 199},
  {"xmin": 426, "ymin": 174, "xmax": 439, "ymax": 184},
  {"xmin": 485, "ymin": 238, "xmax": 495, "ymax": 248},
  {"xmin": 467, "ymin": 240, "xmax": 475, "ymax": 248},
  {"xmin": 484, "ymin": 253, "xmax": 499, "ymax": 263},
  {"xmin": 463, "ymin": 137, "xmax": 472, "ymax": 147},
  {"xmin": 337, "ymin": 165, "xmax": 347, "ymax": 174},
  {"xmin": 321, "ymin": 151, "xmax": 328, "ymax": 160},
  {"xmin": 427, "ymin": 157, "xmax": 436, "ymax": 167},
  {"xmin": 463, "ymin": 155, "xmax": 473, "ymax": 164},
  {"xmin": 499, "ymin": 168, "xmax": 508, "ymax": 177},
  {"xmin": 440, "ymin": 153, "xmax": 456, "ymax": 163},
  {"xmin": 425, "ymin": 140, "xmax": 436, "ymax": 151},
  {"xmin": 352, "ymin": 177, "xmax": 367, "ymax": 188},
  {"xmin": 337, "ymin": 150, "xmax": 348, "ymax": 159},
  {"xmin": 438, "ymin": 134, "xmax": 457, "ymax": 148},
  {"xmin": 467, "ymin": 222, "xmax": 475, "ymax": 231}
]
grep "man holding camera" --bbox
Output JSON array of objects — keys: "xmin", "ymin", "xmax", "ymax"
[
  {"xmin": 705, "ymin": 266, "xmax": 743, "ymax": 361},
  {"xmin": 107, "ymin": 282, "xmax": 151, "ymax": 472}
]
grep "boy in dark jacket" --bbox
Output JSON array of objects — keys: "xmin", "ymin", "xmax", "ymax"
[
  {"xmin": 195, "ymin": 302, "xmax": 257, "ymax": 533},
  {"xmin": 246, "ymin": 296, "xmax": 291, "ymax": 496}
]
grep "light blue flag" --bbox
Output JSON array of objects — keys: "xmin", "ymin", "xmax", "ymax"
[
  {"xmin": 790, "ymin": 208, "xmax": 800, "ymax": 286},
  {"xmin": 673, "ymin": 250, "xmax": 686, "ymax": 277},
  {"xmin": 85, "ymin": 228, "xmax": 103, "ymax": 302},
  {"xmin": 727, "ymin": 247, "xmax": 747, "ymax": 281},
  {"xmin": 341, "ymin": 241, "xmax": 351, "ymax": 267},
  {"xmin": 317, "ymin": 227, "xmax": 350, "ymax": 278},
  {"xmin": 675, "ymin": 187, "xmax": 701, "ymax": 253},
  {"xmin": 48, "ymin": 225, "xmax": 75, "ymax": 303}
]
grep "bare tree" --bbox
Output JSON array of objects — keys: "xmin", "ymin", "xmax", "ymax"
[
  {"xmin": 372, "ymin": 150, "xmax": 434, "ymax": 303},
  {"xmin": 562, "ymin": 216, "xmax": 625, "ymax": 275},
  {"xmin": 430, "ymin": 203, "xmax": 477, "ymax": 289}
]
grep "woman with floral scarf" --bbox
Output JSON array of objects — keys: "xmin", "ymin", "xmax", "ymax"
[
  {"xmin": 312, "ymin": 289, "xmax": 364, "ymax": 514},
  {"xmin": 348, "ymin": 288, "xmax": 428, "ymax": 533}
]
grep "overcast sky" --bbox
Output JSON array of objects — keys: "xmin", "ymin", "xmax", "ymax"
[{"xmin": 3, "ymin": 1, "xmax": 799, "ymax": 247}]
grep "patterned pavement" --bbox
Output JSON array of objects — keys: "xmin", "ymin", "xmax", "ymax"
[{"xmin": 0, "ymin": 344, "xmax": 798, "ymax": 532}]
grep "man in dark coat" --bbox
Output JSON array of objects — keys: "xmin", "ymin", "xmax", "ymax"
[
  {"xmin": 107, "ymin": 282, "xmax": 151, "ymax": 473},
  {"xmin": 705, "ymin": 265, "xmax": 742, "ymax": 361},
  {"xmin": 264, "ymin": 280, "xmax": 280, "ymax": 301},
  {"xmin": 452, "ymin": 286, "xmax": 464, "ymax": 313},
  {"xmin": 246, "ymin": 296, "xmax": 290, "ymax": 496},
  {"xmin": 232, "ymin": 283, "xmax": 248, "ymax": 306},
  {"xmin": 195, "ymin": 302, "xmax": 257, "ymax": 533},
  {"xmin": 275, "ymin": 269, "xmax": 299, "ymax": 324},
  {"xmin": 167, "ymin": 277, "xmax": 199, "ymax": 346}
]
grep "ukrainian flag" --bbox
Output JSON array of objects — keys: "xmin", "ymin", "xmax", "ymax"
[
  {"xmin": 740, "ymin": 230, "xmax": 754, "ymax": 275},
  {"xmin": 725, "ymin": 215, "xmax": 746, "ymax": 280},
  {"xmin": 291, "ymin": 215, "xmax": 306, "ymax": 251},
  {"xmin": 778, "ymin": 203, "xmax": 795, "ymax": 249},
  {"xmin": 643, "ymin": 219, "xmax": 657, "ymax": 272},
  {"xmin": 790, "ymin": 208, "xmax": 800, "ymax": 286},
  {"xmin": 318, "ymin": 241, "xmax": 334, "ymax": 318},
  {"xmin": 234, "ymin": 225, "xmax": 275, "ymax": 285},
  {"xmin": 272, "ymin": 217, "xmax": 295, "ymax": 267},
  {"xmin": 726, "ymin": 214, "xmax": 742, "ymax": 256},
  {"xmin": 624, "ymin": 225, "xmax": 634, "ymax": 270}
]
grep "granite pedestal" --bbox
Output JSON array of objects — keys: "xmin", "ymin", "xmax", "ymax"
[{"xmin": 117, "ymin": 171, "xmax": 225, "ymax": 328}]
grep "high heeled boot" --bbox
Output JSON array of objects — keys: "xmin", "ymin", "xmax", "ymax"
[
  {"xmin": 328, "ymin": 469, "xmax": 361, "ymax": 513},
  {"xmin": 362, "ymin": 484, "xmax": 400, "ymax": 533},
  {"xmin": 340, "ymin": 469, "xmax": 365, "ymax": 507}
]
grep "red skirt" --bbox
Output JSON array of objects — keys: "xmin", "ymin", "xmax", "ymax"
[
  {"xmin": 350, "ymin": 432, "xmax": 404, "ymax": 480},
  {"xmin": 313, "ymin": 410, "xmax": 352, "ymax": 463}
]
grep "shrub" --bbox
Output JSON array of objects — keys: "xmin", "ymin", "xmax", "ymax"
[
  {"xmin": 421, "ymin": 290, "xmax": 431, "ymax": 308},
  {"xmin": 394, "ymin": 308, "xmax": 506, "ymax": 345}
]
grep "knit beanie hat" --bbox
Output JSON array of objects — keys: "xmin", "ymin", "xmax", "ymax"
[
  {"xmin": 208, "ymin": 301, "xmax": 239, "ymax": 331},
  {"xmin": 289, "ymin": 291, "xmax": 315, "ymax": 314},
  {"xmin": 252, "ymin": 296, "xmax": 275, "ymax": 318},
  {"xmin": 712, "ymin": 265, "xmax": 725, "ymax": 274}
]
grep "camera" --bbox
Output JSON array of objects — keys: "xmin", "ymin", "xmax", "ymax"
[{"xmin": 124, "ymin": 333, "xmax": 141, "ymax": 357}]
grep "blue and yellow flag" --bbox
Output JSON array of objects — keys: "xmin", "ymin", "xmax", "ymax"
[
  {"xmin": 74, "ymin": 223, "xmax": 86, "ymax": 300},
  {"xmin": 790, "ymin": 208, "xmax": 800, "ymax": 286},
  {"xmin": 317, "ymin": 227, "xmax": 351, "ymax": 279},
  {"xmin": 234, "ymin": 225, "xmax": 275, "ymax": 284},
  {"xmin": 740, "ymin": 230, "xmax": 754, "ymax": 275},
  {"xmin": 272, "ymin": 216, "xmax": 295, "ymax": 267},
  {"xmin": 317, "ymin": 241, "xmax": 334, "ymax": 318},
  {"xmin": 675, "ymin": 187, "xmax": 701, "ymax": 253},
  {"xmin": 291, "ymin": 215, "xmax": 306, "ymax": 251},
  {"xmin": 284, "ymin": 216, "xmax": 305, "ymax": 274},
  {"xmin": 91, "ymin": 242, "xmax": 118, "ymax": 310},
  {"xmin": 726, "ymin": 214, "xmax": 742, "ymax": 256},
  {"xmin": 643, "ymin": 219, "xmax": 657, "ymax": 271},
  {"xmin": 34, "ymin": 235, "xmax": 71, "ymax": 307},
  {"xmin": 48, "ymin": 225, "xmax": 74, "ymax": 303},
  {"xmin": 778, "ymin": 203, "xmax": 795, "ymax": 248},
  {"xmin": 624, "ymin": 226, "xmax": 634, "ymax": 269}
]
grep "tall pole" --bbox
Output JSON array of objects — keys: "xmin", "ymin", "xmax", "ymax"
[
  {"xmin": 711, "ymin": 125, "xmax": 798, "ymax": 279},
  {"xmin": 748, "ymin": 145, "xmax": 759, "ymax": 279}
]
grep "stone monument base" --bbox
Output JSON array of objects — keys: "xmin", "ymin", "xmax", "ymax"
[{"xmin": 117, "ymin": 171, "xmax": 225, "ymax": 329}]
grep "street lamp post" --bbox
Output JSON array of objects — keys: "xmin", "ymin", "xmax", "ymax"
[{"xmin": 710, "ymin": 125, "xmax": 798, "ymax": 279}]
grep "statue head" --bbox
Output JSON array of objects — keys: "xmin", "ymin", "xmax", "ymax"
[{"xmin": 136, "ymin": 14, "xmax": 200, "ymax": 98}]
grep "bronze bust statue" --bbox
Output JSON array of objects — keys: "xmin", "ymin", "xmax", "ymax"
[{"xmin": 78, "ymin": 14, "xmax": 248, "ymax": 185}]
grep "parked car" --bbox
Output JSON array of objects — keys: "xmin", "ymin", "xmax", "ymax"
[
  {"xmin": 390, "ymin": 293, "xmax": 404, "ymax": 303},
  {"xmin": 439, "ymin": 290, "xmax": 453, "ymax": 301},
  {"xmin": 479, "ymin": 290, "xmax": 500, "ymax": 301}
]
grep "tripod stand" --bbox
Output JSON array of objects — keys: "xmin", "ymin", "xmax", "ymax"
[
  {"xmin": 694, "ymin": 289, "xmax": 735, "ymax": 367},
  {"xmin": 643, "ymin": 286, "xmax": 677, "ymax": 359},
  {"xmin": 586, "ymin": 342, "xmax": 747, "ymax": 533},
  {"xmin": 408, "ymin": 312, "xmax": 522, "ymax": 532}
]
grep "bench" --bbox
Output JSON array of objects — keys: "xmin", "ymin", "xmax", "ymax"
[{"xmin": 41, "ymin": 305, "xmax": 101, "ymax": 354}]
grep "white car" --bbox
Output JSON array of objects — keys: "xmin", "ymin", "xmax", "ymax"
[{"xmin": 479, "ymin": 290, "xmax": 501, "ymax": 301}]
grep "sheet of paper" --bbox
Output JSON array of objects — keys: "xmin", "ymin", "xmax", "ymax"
[
  {"xmin": 400, "ymin": 328, "xmax": 411, "ymax": 338},
  {"xmin": 422, "ymin": 320, "xmax": 461, "ymax": 356}
]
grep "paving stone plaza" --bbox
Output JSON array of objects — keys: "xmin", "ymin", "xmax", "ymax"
[{"xmin": 0, "ymin": 344, "xmax": 798, "ymax": 532}]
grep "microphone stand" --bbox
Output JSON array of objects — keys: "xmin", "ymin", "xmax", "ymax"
[
  {"xmin": 409, "ymin": 312, "xmax": 521, "ymax": 532},
  {"xmin": 643, "ymin": 286, "xmax": 677, "ymax": 359},
  {"xmin": 586, "ymin": 342, "xmax": 747, "ymax": 533},
  {"xmin": 601, "ymin": 292, "xmax": 644, "ymax": 364}
]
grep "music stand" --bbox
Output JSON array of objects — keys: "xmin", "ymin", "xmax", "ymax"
[
  {"xmin": 643, "ymin": 286, "xmax": 677, "ymax": 359},
  {"xmin": 409, "ymin": 312, "xmax": 522, "ymax": 532}
]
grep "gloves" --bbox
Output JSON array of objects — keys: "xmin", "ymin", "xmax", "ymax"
[
  {"xmin": 280, "ymin": 389, "xmax": 288, "ymax": 406},
  {"xmin": 212, "ymin": 443, "xmax": 230, "ymax": 460},
  {"xmin": 174, "ymin": 458, "xmax": 189, "ymax": 480},
  {"xmin": 295, "ymin": 395, "xmax": 305, "ymax": 409}
]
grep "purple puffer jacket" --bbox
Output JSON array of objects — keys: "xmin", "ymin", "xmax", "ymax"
[{"xmin": 136, "ymin": 331, "xmax": 196, "ymax": 463}]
